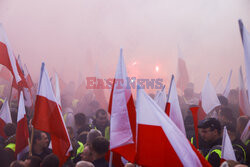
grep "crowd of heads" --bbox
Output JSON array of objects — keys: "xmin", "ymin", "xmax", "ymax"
[{"xmin": 0, "ymin": 78, "xmax": 249, "ymax": 167}]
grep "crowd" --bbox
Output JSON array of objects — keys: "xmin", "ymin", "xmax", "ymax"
[{"xmin": 0, "ymin": 80, "xmax": 249, "ymax": 167}]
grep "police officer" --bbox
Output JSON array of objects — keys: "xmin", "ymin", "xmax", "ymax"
[{"xmin": 198, "ymin": 118, "xmax": 222, "ymax": 167}]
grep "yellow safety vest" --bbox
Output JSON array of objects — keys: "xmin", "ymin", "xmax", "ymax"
[
  {"xmin": 93, "ymin": 126, "xmax": 110, "ymax": 141},
  {"xmin": 233, "ymin": 144, "xmax": 247, "ymax": 162},
  {"xmin": 245, "ymin": 139, "xmax": 250, "ymax": 146},
  {"xmin": 105, "ymin": 126, "xmax": 110, "ymax": 141},
  {"xmin": 5, "ymin": 143, "xmax": 15, "ymax": 152},
  {"xmin": 191, "ymin": 137, "xmax": 194, "ymax": 145},
  {"xmin": 205, "ymin": 145, "xmax": 222, "ymax": 160},
  {"xmin": 71, "ymin": 141, "xmax": 84, "ymax": 160}
]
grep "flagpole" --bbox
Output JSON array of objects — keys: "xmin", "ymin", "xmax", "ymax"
[
  {"xmin": 8, "ymin": 77, "xmax": 14, "ymax": 107},
  {"xmin": 108, "ymin": 151, "xmax": 113, "ymax": 167},
  {"xmin": 29, "ymin": 126, "xmax": 34, "ymax": 156},
  {"xmin": 166, "ymin": 75, "xmax": 174, "ymax": 103}
]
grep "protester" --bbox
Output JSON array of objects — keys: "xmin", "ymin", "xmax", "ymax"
[
  {"xmin": 22, "ymin": 130, "xmax": 51, "ymax": 161},
  {"xmin": 91, "ymin": 136, "xmax": 109, "ymax": 167},
  {"xmin": 74, "ymin": 113, "xmax": 91, "ymax": 144},
  {"xmin": 223, "ymin": 123, "xmax": 248, "ymax": 165},
  {"xmin": 75, "ymin": 160, "xmax": 94, "ymax": 167},
  {"xmin": 41, "ymin": 153, "xmax": 59, "ymax": 167},
  {"xmin": 67, "ymin": 126, "xmax": 84, "ymax": 163},
  {"xmin": 91, "ymin": 109, "xmax": 110, "ymax": 140}
]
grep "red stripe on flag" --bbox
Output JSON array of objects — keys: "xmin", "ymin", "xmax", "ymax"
[
  {"xmin": 0, "ymin": 118, "xmax": 6, "ymax": 138},
  {"xmin": 15, "ymin": 116, "xmax": 29, "ymax": 156},
  {"xmin": 190, "ymin": 106, "xmax": 199, "ymax": 149},
  {"xmin": 33, "ymin": 95, "xmax": 71, "ymax": 165},
  {"xmin": 137, "ymin": 124, "xmax": 182, "ymax": 167}
]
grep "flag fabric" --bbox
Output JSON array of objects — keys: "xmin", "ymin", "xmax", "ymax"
[
  {"xmin": 15, "ymin": 57, "xmax": 33, "ymax": 108},
  {"xmin": 154, "ymin": 85, "xmax": 166, "ymax": 111},
  {"xmin": 221, "ymin": 126, "xmax": 236, "ymax": 161},
  {"xmin": 0, "ymin": 99, "xmax": 12, "ymax": 138},
  {"xmin": 201, "ymin": 74, "xmax": 221, "ymax": 115},
  {"xmin": 239, "ymin": 20, "xmax": 250, "ymax": 103},
  {"xmin": 176, "ymin": 47, "xmax": 189, "ymax": 93},
  {"xmin": 0, "ymin": 23, "xmax": 21, "ymax": 84},
  {"xmin": 136, "ymin": 86, "xmax": 211, "ymax": 167},
  {"xmin": 23, "ymin": 64, "xmax": 34, "ymax": 89},
  {"xmin": 108, "ymin": 49, "xmax": 136, "ymax": 163},
  {"xmin": 32, "ymin": 63, "xmax": 72, "ymax": 165},
  {"xmin": 166, "ymin": 76, "xmax": 186, "ymax": 135},
  {"xmin": 239, "ymin": 66, "xmax": 250, "ymax": 116},
  {"xmin": 240, "ymin": 120, "xmax": 250, "ymax": 143},
  {"xmin": 190, "ymin": 106, "xmax": 200, "ymax": 149},
  {"xmin": 17, "ymin": 55, "xmax": 24, "ymax": 73},
  {"xmin": 223, "ymin": 70, "xmax": 232, "ymax": 98},
  {"xmin": 15, "ymin": 91, "xmax": 29, "ymax": 159},
  {"xmin": 54, "ymin": 72, "xmax": 62, "ymax": 107}
]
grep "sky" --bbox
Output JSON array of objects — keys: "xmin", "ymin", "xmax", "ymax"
[{"xmin": 0, "ymin": 0, "xmax": 250, "ymax": 93}]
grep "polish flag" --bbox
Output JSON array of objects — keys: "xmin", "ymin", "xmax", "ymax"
[
  {"xmin": 223, "ymin": 70, "xmax": 232, "ymax": 98},
  {"xmin": 239, "ymin": 66, "xmax": 250, "ymax": 116},
  {"xmin": 199, "ymin": 74, "xmax": 220, "ymax": 120},
  {"xmin": 166, "ymin": 75, "xmax": 186, "ymax": 135},
  {"xmin": 54, "ymin": 72, "xmax": 62, "ymax": 107},
  {"xmin": 0, "ymin": 23, "xmax": 22, "ymax": 84},
  {"xmin": 136, "ymin": 86, "xmax": 211, "ymax": 167},
  {"xmin": 108, "ymin": 49, "xmax": 136, "ymax": 163},
  {"xmin": 15, "ymin": 91, "xmax": 29, "ymax": 159},
  {"xmin": 239, "ymin": 20, "xmax": 250, "ymax": 103},
  {"xmin": 0, "ymin": 99, "xmax": 12, "ymax": 138},
  {"xmin": 154, "ymin": 85, "xmax": 166, "ymax": 111},
  {"xmin": 23, "ymin": 64, "xmax": 34, "ymax": 89},
  {"xmin": 176, "ymin": 47, "xmax": 189, "ymax": 93},
  {"xmin": 17, "ymin": 55, "xmax": 24, "ymax": 73},
  {"xmin": 32, "ymin": 63, "xmax": 72, "ymax": 165},
  {"xmin": 11, "ymin": 58, "xmax": 29, "ymax": 91},
  {"xmin": 221, "ymin": 126, "xmax": 236, "ymax": 162}
]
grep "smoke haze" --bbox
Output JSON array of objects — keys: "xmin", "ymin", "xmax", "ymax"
[{"xmin": 0, "ymin": 0, "xmax": 250, "ymax": 92}]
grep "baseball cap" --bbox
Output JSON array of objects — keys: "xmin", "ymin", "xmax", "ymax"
[{"xmin": 198, "ymin": 118, "xmax": 221, "ymax": 132}]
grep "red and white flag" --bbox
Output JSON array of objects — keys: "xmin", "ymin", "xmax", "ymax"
[
  {"xmin": 239, "ymin": 20, "xmax": 250, "ymax": 103},
  {"xmin": 176, "ymin": 47, "xmax": 189, "ymax": 93},
  {"xmin": 221, "ymin": 126, "xmax": 236, "ymax": 162},
  {"xmin": 54, "ymin": 72, "xmax": 62, "ymax": 107},
  {"xmin": 109, "ymin": 49, "xmax": 136, "ymax": 163},
  {"xmin": 32, "ymin": 63, "xmax": 72, "ymax": 165},
  {"xmin": 200, "ymin": 74, "xmax": 220, "ymax": 115},
  {"xmin": 15, "ymin": 91, "xmax": 29, "ymax": 159},
  {"xmin": 0, "ymin": 99, "xmax": 12, "ymax": 138},
  {"xmin": 223, "ymin": 70, "xmax": 232, "ymax": 98},
  {"xmin": 23, "ymin": 64, "xmax": 34, "ymax": 89},
  {"xmin": 154, "ymin": 85, "xmax": 166, "ymax": 111},
  {"xmin": 166, "ymin": 76, "xmax": 186, "ymax": 135},
  {"xmin": 239, "ymin": 66, "xmax": 250, "ymax": 116},
  {"xmin": 0, "ymin": 23, "xmax": 21, "ymax": 84},
  {"xmin": 136, "ymin": 86, "xmax": 211, "ymax": 167}
]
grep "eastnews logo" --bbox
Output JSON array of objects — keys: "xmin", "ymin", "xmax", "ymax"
[{"xmin": 86, "ymin": 77, "xmax": 164, "ymax": 89}]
